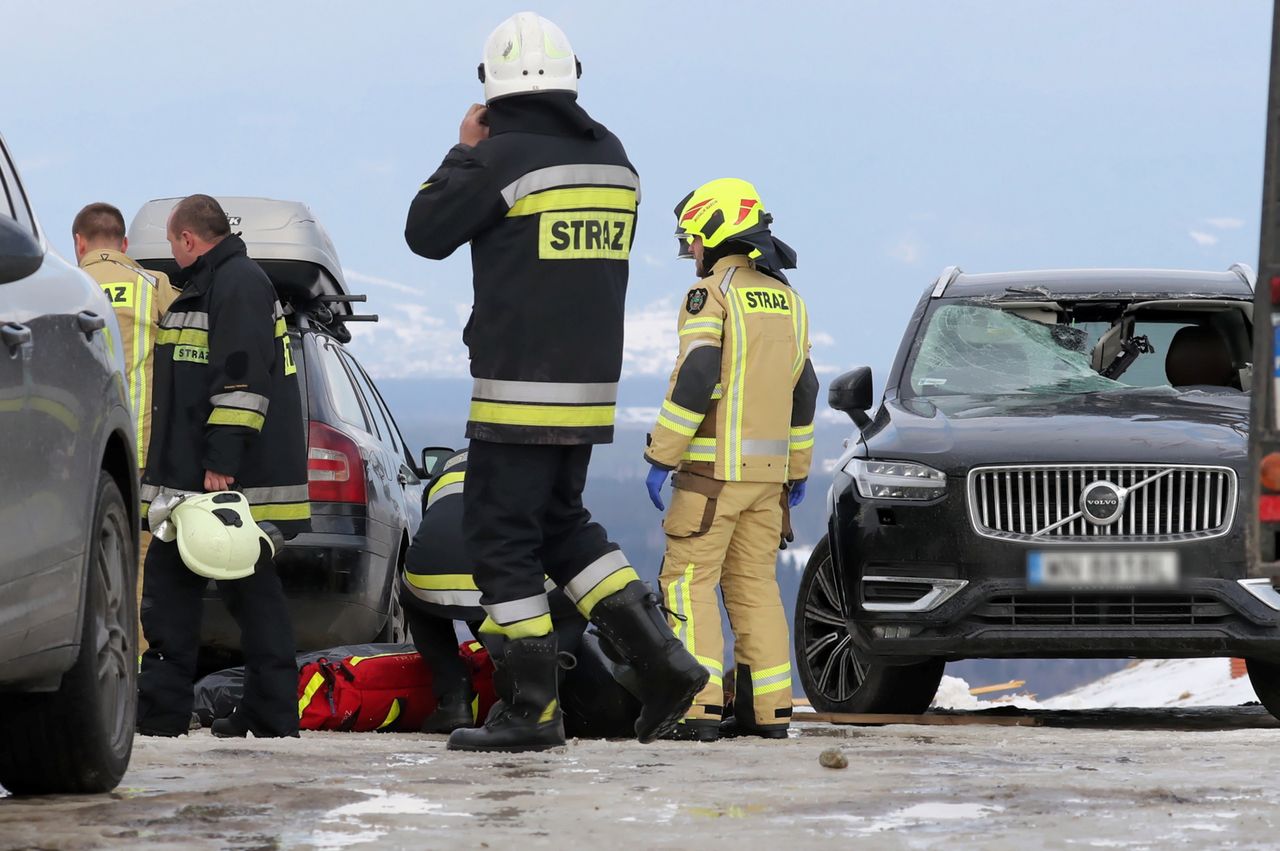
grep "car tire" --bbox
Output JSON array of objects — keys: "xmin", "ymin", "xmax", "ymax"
[
  {"xmin": 794, "ymin": 535, "xmax": 944, "ymax": 715},
  {"xmin": 1246, "ymin": 658, "xmax": 1280, "ymax": 720},
  {"xmin": 0, "ymin": 472, "xmax": 137, "ymax": 795},
  {"xmin": 376, "ymin": 557, "xmax": 407, "ymax": 645}
]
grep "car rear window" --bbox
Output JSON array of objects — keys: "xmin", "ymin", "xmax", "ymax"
[{"xmin": 317, "ymin": 341, "xmax": 369, "ymax": 432}]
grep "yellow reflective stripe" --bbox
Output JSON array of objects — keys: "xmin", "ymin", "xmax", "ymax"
[
  {"xmin": 420, "ymin": 181, "xmax": 433, "ymax": 191},
  {"xmin": 695, "ymin": 655, "xmax": 723, "ymax": 676},
  {"xmin": 478, "ymin": 613, "xmax": 554, "ymax": 640},
  {"xmin": 538, "ymin": 699, "xmax": 559, "ymax": 724},
  {"xmin": 208, "ymin": 407, "xmax": 266, "ymax": 431},
  {"xmin": 725, "ymin": 286, "xmax": 748, "ymax": 480},
  {"xmin": 679, "ymin": 319, "xmax": 724, "ymax": 337},
  {"xmin": 274, "ymin": 318, "xmax": 286, "ymax": 337},
  {"xmin": 710, "ymin": 384, "xmax": 724, "ymax": 400},
  {"xmin": 678, "ymin": 562, "xmax": 695, "ymax": 655},
  {"xmin": 428, "ymin": 470, "xmax": 465, "ymax": 501},
  {"xmin": 469, "ymin": 400, "xmax": 615, "ymax": 429},
  {"xmin": 156, "ymin": 328, "xmax": 208, "ymax": 347},
  {"xmin": 378, "ymin": 698, "xmax": 402, "ymax": 729},
  {"xmin": 471, "ymin": 694, "xmax": 479, "ymax": 723},
  {"xmin": 790, "ymin": 424, "xmax": 815, "ymax": 451},
  {"xmin": 661, "ymin": 399, "xmax": 702, "ymax": 423},
  {"xmin": 136, "ymin": 276, "xmax": 154, "ymax": 466},
  {"xmin": 506, "ymin": 187, "xmax": 638, "ymax": 217},
  {"xmin": 298, "ymin": 672, "xmax": 326, "ymax": 717},
  {"xmin": 753, "ymin": 679, "xmax": 792, "ymax": 696},
  {"xmin": 349, "ymin": 653, "xmax": 406, "ymax": 666},
  {"xmin": 250, "ymin": 502, "xmax": 312, "ymax": 522},
  {"xmin": 753, "ymin": 662, "xmax": 791, "ymax": 679},
  {"xmin": 405, "ymin": 572, "xmax": 479, "ymax": 591},
  {"xmin": 657, "ymin": 414, "xmax": 698, "ymax": 437},
  {"xmin": 576, "ymin": 565, "xmax": 639, "ymax": 617}
]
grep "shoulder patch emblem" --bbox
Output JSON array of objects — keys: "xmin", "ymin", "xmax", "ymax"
[{"xmin": 686, "ymin": 288, "xmax": 708, "ymax": 315}]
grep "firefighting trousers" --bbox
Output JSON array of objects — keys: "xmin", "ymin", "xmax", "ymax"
[
  {"xmin": 659, "ymin": 478, "xmax": 793, "ymax": 728},
  {"xmin": 400, "ymin": 585, "xmax": 481, "ymax": 700},
  {"xmin": 463, "ymin": 440, "xmax": 640, "ymax": 639},
  {"xmin": 137, "ymin": 540, "xmax": 298, "ymax": 736}
]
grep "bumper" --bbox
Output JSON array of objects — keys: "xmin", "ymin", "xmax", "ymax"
[
  {"xmin": 832, "ymin": 486, "xmax": 1280, "ymax": 663},
  {"xmin": 200, "ymin": 525, "xmax": 396, "ymax": 653}
]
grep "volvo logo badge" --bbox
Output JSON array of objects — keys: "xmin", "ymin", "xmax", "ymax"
[{"xmin": 1080, "ymin": 481, "xmax": 1125, "ymax": 526}]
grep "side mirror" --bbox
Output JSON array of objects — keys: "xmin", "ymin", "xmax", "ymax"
[
  {"xmin": 0, "ymin": 216, "xmax": 42, "ymax": 285},
  {"xmin": 829, "ymin": 367, "xmax": 874, "ymax": 426},
  {"xmin": 419, "ymin": 446, "xmax": 455, "ymax": 479}
]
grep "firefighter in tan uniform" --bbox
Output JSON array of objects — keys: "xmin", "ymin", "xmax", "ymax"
[
  {"xmin": 644, "ymin": 179, "xmax": 819, "ymax": 741},
  {"xmin": 74, "ymin": 202, "xmax": 179, "ymax": 652}
]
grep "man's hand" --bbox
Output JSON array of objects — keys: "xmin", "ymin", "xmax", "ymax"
[
  {"xmin": 204, "ymin": 470, "xmax": 236, "ymax": 492},
  {"xmin": 646, "ymin": 465, "xmax": 670, "ymax": 511},
  {"xmin": 788, "ymin": 480, "xmax": 807, "ymax": 509},
  {"xmin": 460, "ymin": 104, "xmax": 490, "ymax": 147}
]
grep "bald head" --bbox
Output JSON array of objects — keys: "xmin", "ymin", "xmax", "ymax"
[{"xmin": 166, "ymin": 194, "xmax": 231, "ymax": 268}]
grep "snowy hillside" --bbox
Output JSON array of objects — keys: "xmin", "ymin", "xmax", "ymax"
[{"xmin": 933, "ymin": 658, "xmax": 1261, "ymax": 711}]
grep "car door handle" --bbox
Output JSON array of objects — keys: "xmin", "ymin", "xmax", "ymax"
[
  {"xmin": 77, "ymin": 311, "xmax": 106, "ymax": 338},
  {"xmin": 1, "ymin": 323, "xmax": 31, "ymax": 350}
]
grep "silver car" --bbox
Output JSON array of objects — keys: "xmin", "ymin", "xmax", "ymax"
[{"xmin": 0, "ymin": 133, "xmax": 138, "ymax": 794}]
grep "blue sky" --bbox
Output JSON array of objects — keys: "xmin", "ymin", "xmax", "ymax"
[{"xmin": 5, "ymin": 0, "xmax": 1273, "ymax": 388}]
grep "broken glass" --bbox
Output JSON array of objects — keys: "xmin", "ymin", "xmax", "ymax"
[{"xmin": 909, "ymin": 304, "xmax": 1129, "ymax": 397}]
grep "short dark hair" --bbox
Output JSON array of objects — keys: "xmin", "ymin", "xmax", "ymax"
[
  {"xmin": 169, "ymin": 194, "xmax": 231, "ymax": 242},
  {"xmin": 72, "ymin": 202, "xmax": 126, "ymax": 245}
]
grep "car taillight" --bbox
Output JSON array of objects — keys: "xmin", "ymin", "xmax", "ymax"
[{"xmin": 308, "ymin": 420, "xmax": 367, "ymax": 504}]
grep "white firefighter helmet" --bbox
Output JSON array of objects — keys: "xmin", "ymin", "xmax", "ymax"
[
  {"xmin": 478, "ymin": 12, "xmax": 581, "ymax": 103},
  {"xmin": 170, "ymin": 492, "xmax": 273, "ymax": 581}
]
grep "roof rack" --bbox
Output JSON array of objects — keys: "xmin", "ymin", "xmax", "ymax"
[
  {"xmin": 1228, "ymin": 262, "xmax": 1256, "ymax": 289},
  {"xmin": 294, "ymin": 293, "xmax": 379, "ymax": 344},
  {"xmin": 930, "ymin": 265, "xmax": 963, "ymax": 298}
]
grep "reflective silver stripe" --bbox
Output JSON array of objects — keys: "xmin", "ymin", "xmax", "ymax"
[
  {"xmin": 471, "ymin": 378, "xmax": 619, "ymax": 405},
  {"xmin": 684, "ymin": 339, "xmax": 720, "ymax": 354},
  {"xmin": 443, "ymin": 452, "xmax": 468, "ymax": 471},
  {"xmin": 484, "ymin": 594, "xmax": 551, "ymax": 625},
  {"xmin": 564, "ymin": 550, "xmax": 631, "ymax": 603},
  {"xmin": 159, "ymin": 311, "xmax": 209, "ymax": 330},
  {"xmin": 140, "ymin": 483, "xmax": 199, "ymax": 503},
  {"xmin": 718, "ymin": 266, "xmax": 737, "ymax": 295},
  {"xmin": 241, "ymin": 484, "xmax": 310, "ymax": 503},
  {"xmin": 425, "ymin": 481, "xmax": 464, "ymax": 510},
  {"xmin": 210, "ymin": 391, "xmax": 270, "ymax": 414},
  {"xmin": 500, "ymin": 164, "xmax": 641, "ymax": 207},
  {"xmin": 543, "ymin": 577, "xmax": 557, "ymax": 593},
  {"xmin": 752, "ymin": 668, "xmax": 793, "ymax": 689},
  {"xmin": 742, "ymin": 439, "xmax": 789, "ymax": 457},
  {"xmin": 404, "ymin": 582, "xmax": 483, "ymax": 609}
]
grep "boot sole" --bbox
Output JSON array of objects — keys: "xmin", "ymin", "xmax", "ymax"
[
  {"xmin": 446, "ymin": 740, "xmax": 565, "ymax": 753},
  {"xmin": 636, "ymin": 668, "xmax": 711, "ymax": 744}
]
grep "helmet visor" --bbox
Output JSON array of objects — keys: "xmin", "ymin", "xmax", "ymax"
[{"xmin": 675, "ymin": 231, "xmax": 694, "ymax": 259}]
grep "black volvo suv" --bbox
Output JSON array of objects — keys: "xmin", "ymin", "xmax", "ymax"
[{"xmin": 796, "ymin": 266, "xmax": 1280, "ymax": 717}]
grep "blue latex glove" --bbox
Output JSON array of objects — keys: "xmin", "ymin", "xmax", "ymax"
[
  {"xmin": 646, "ymin": 465, "xmax": 670, "ymax": 511},
  {"xmin": 788, "ymin": 480, "xmax": 807, "ymax": 508}
]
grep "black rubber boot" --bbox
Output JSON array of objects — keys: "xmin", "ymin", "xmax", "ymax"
[
  {"xmin": 719, "ymin": 715, "xmax": 789, "ymax": 740},
  {"xmin": 447, "ymin": 634, "xmax": 565, "ymax": 753},
  {"xmin": 421, "ymin": 690, "xmax": 474, "ymax": 734},
  {"xmin": 590, "ymin": 581, "xmax": 710, "ymax": 744},
  {"xmin": 662, "ymin": 719, "xmax": 721, "ymax": 742}
]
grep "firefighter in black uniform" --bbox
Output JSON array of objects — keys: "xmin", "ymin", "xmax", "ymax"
[
  {"xmin": 137, "ymin": 194, "xmax": 310, "ymax": 739},
  {"xmin": 400, "ymin": 448, "xmax": 599, "ymax": 734},
  {"xmin": 404, "ymin": 12, "xmax": 707, "ymax": 752}
]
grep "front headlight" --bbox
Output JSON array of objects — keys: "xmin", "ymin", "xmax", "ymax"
[{"xmin": 845, "ymin": 459, "xmax": 947, "ymax": 501}]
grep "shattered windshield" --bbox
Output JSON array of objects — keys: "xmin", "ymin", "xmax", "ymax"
[{"xmin": 907, "ymin": 304, "xmax": 1128, "ymax": 397}]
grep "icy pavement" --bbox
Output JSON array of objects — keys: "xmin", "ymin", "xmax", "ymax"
[{"xmin": 3, "ymin": 719, "xmax": 1280, "ymax": 849}]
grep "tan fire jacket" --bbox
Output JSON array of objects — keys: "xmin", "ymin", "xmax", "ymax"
[
  {"xmin": 645, "ymin": 255, "xmax": 819, "ymax": 484},
  {"xmin": 80, "ymin": 248, "xmax": 179, "ymax": 469}
]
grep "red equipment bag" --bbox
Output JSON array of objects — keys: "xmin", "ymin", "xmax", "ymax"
[{"xmin": 297, "ymin": 642, "xmax": 498, "ymax": 732}]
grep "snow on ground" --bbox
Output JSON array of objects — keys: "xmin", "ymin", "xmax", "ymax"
[{"xmin": 931, "ymin": 658, "xmax": 1261, "ymax": 712}]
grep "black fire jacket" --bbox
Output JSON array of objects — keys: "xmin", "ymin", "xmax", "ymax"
[
  {"xmin": 141, "ymin": 234, "xmax": 310, "ymax": 536},
  {"xmin": 405, "ymin": 93, "xmax": 639, "ymax": 445}
]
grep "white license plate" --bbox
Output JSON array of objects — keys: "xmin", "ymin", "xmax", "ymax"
[{"xmin": 1027, "ymin": 551, "xmax": 1179, "ymax": 589}]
